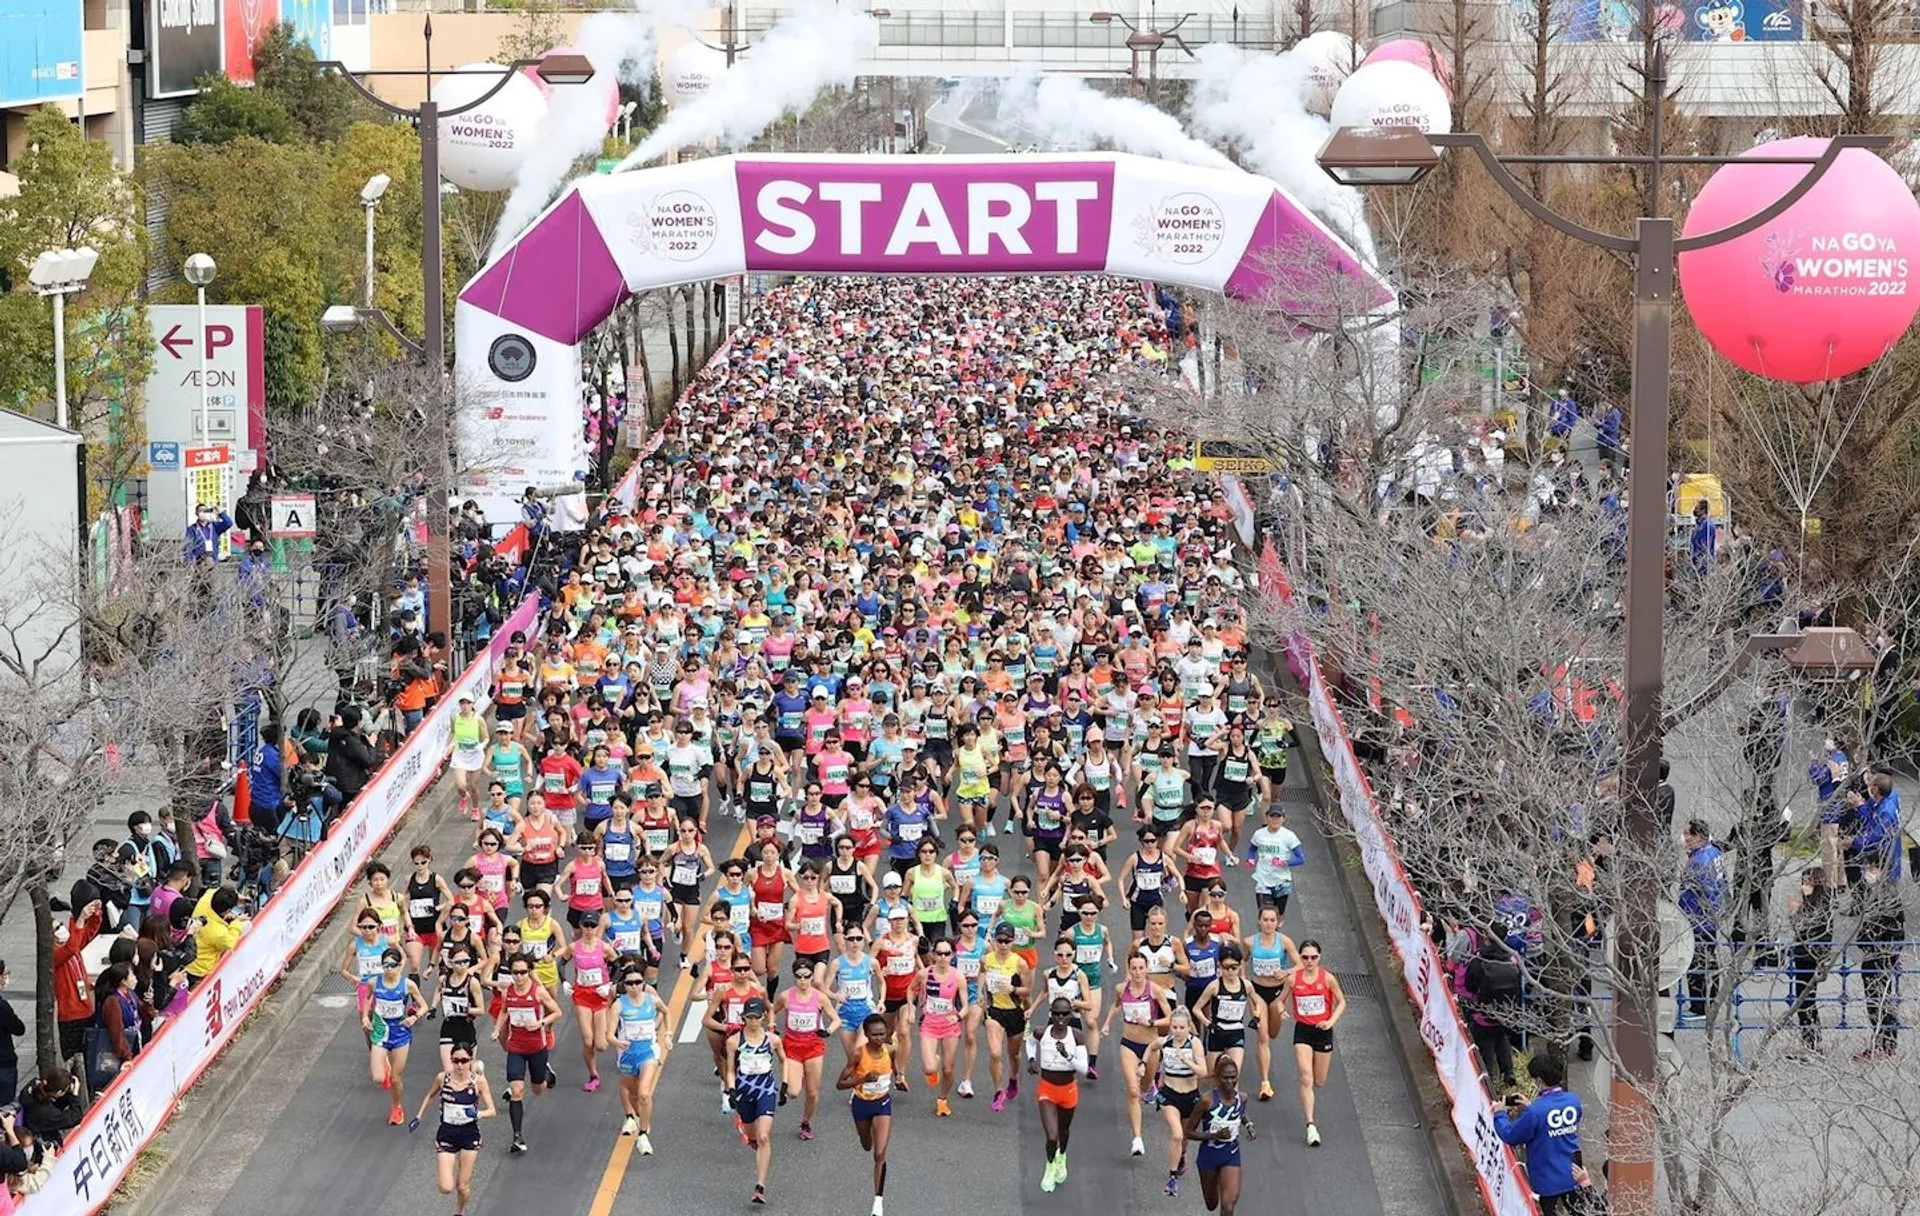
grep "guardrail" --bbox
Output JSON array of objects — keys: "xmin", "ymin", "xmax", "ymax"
[
  {"xmin": 1260, "ymin": 539, "xmax": 1540, "ymax": 1216},
  {"xmin": 29, "ymin": 594, "xmax": 543, "ymax": 1215}
]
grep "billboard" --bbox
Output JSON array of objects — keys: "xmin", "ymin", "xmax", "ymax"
[
  {"xmin": 1530, "ymin": 0, "xmax": 1803, "ymax": 42},
  {"xmin": 0, "ymin": 0, "xmax": 83, "ymax": 108},
  {"xmin": 280, "ymin": 0, "xmax": 329, "ymax": 57},
  {"xmin": 150, "ymin": 0, "xmax": 224, "ymax": 98},
  {"xmin": 221, "ymin": 0, "xmax": 279, "ymax": 84}
]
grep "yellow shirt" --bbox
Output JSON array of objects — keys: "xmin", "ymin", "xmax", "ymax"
[{"xmin": 187, "ymin": 890, "xmax": 246, "ymax": 978}]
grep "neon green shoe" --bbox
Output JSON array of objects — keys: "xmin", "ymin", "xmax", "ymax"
[
  {"xmin": 1055, "ymin": 1152, "xmax": 1067, "ymax": 1182},
  {"xmin": 1040, "ymin": 1156, "xmax": 1059, "ymax": 1193}
]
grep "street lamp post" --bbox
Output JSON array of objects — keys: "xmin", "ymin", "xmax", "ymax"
[
  {"xmin": 1089, "ymin": 4, "xmax": 1194, "ymax": 102},
  {"xmin": 183, "ymin": 253, "xmax": 217, "ymax": 446},
  {"xmin": 315, "ymin": 19, "xmax": 593, "ymax": 638},
  {"xmin": 28, "ymin": 247, "xmax": 99, "ymax": 431},
  {"xmin": 360, "ymin": 172, "xmax": 391, "ymax": 310},
  {"xmin": 1316, "ymin": 45, "xmax": 1889, "ymax": 1216}
]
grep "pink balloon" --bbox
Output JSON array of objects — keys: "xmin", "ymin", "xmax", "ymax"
[
  {"xmin": 1361, "ymin": 38, "xmax": 1451, "ymax": 98},
  {"xmin": 1678, "ymin": 137, "xmax": 1920, "ymax": 383},
  {"xmin": 522, "ymin": 45, "xmax": 621, "ymax": 129}
]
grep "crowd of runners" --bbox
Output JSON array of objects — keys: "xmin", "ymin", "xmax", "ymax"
[{"xmin": 350, "ymin": 275, "xmax": 1343, "ymax": 1216}]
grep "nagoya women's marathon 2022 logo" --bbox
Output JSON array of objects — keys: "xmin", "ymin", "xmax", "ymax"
[{"xmin": 1760, "ymin": 227, "xmax": 1911, "ymax": 297}]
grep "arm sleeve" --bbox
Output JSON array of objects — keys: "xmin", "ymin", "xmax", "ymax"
[{"xmin": 1287, "ymin": 846, "xmax": 1307, "ymax": 868}]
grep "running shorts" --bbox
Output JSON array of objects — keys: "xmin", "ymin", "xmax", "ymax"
[
  {"xmin": 617, "ymin": 1043, "xmax": 657, "ymax": 1076},
  {"xmin": 1196, "ymin": 1141, "xmax": 1243, "ymax": 1172},
  {"xmin": 505, "ymin": 1048, "xmax": 551, "ymax": 1083},
  {"xmin": 435, "ymin": 1122, "xmax": 482, "ymax": 1154},
  {"xmin": 850, "ymin": 1093, "xmax": 893, "ymax": 1122},
  {"xmin": 1293, "ymin": 1023, "xmax": 1334, "ymax": 1054},
  {"xmin": 1036, "ymin": 1077, "xmax": 1079, "ymax": 1109}
]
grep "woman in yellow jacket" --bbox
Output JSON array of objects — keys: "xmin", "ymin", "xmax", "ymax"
[{"xmin": 187, "ymin": 886, "xmax": 249, "ymax": 985}]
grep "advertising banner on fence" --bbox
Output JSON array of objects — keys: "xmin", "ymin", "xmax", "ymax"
[
  {"xmin": 27, "ymin": 595, "xmax": 542, "ymax": 1216},
  {"xmin": 1263, "ymin": 541, "xmax": 1538, "ymax": 1216},
  {"xmin": 0, "ymin": 0, "xmax": 82, "ymax": 108}
]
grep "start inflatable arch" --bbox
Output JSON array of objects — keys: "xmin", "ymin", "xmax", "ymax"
[{"xmin": 456, "ymin": 151, "xmax": 1390, "ymax": 517}]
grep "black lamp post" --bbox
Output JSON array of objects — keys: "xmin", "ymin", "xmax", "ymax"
[
  {"xmin": 1089, "ymin": 3, "xmax": 1194, "ymax": 102},
  {"xmin": 1316, "ymin": 45, "xmax": 1889, "ymax": 1215}
]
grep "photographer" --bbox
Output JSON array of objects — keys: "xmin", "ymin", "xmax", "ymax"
[
  {"xmin": 325, "ymin": 706, "xmax": 380, "ymax": 806},
  {"xmin": 184, "ymin": 887, "xmax": 249, "ymax": 988},
  {"xmin": 1494, "ymin": 1052, "xmax": 1592, "ymax": 1214},
  {"xmin": 18, "ymin": 1067, "xmax": 82, "ymax": 1150}
]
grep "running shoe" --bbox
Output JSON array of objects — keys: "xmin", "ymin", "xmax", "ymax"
[
  {"xmin": 798, "ymin": 1120, "xmax": 813, "ymax": 1141},
  {"xmin": 1259, "ymin": 1081, "xmax": 1275, "ymax": 1102},
  {"xmin": 546, "ymin": 1066, "xmax": 560, "ymax": 1087},
  {"xmin": 378, "ymin": 1072, "xmax": 391, "ymax": 1091},
  {"xmin": 1040, "ymin": 1157, "xmax": 1059, "ymax": 1194},
  {"xmin": 736, "ymin": 1114, "xmax": 752, "ymax": 1147},
  {"xmin": 1129, "ymin": 1136, "xmax": 1144, "ymax": 1157},
  {"xmin": 924, "ymin": 1070, "xmax": 939, "ymax": 1088},
  {"xmin": 751, "ymin": 1184, "xmax": 767, "ymax": 1205},
  {"xmin": 935, "ymin": 1098, "xmax": 952, "ymax": 1117},
  {"xmin": 387, "ymin": 1104, "xmax": 403, "ymax": 1126},
  {"xmin": 1306, "ymin": 1122, "xmax": 1322, "ymax": 1147},
  {"xmin": 895, "ymin": 1074, "xmax": 909, "ymax": 1092},
  {"xmin": 510, "ymin": 1137, "xmax": 529, "ymax": 1155},
  {"xmin": 1006, "ymin": 1076, "xmax": 1020, "ymax": 1100},
  {"xmin": 1174, "ymin": 1152, "xmax": 1188, "ymax": 1178},
  {"xmin": 990, "ymin": 1087, "xmax": 1008, "ymax": 1113},
  {"xmin": 1165, "ymin": 1174, "xmax": 1180, "ymax": 1197},
  {"xmin": 1086, "ymin": 1063, "xmax": 1098, "ymax": 1081},
  {"xmin": 621, "ymin": 1115, "xmax": 638, "ymax": 1136},
  {"xmin": 957, "ymin": 1080, "xmax": 975, "ymax": 1098},
  {"xmin": 1055, "ymin": 1153, "xmax": 1068, "ymax": 1182},
  {"xmin": 584, "ymin": 1075, "xmax": 601, "ymax": 1093},
  {"xmin": 637, "ymin": 1132, "xmax": 654, "ymax": 1156},
  {"xmin": 720, "ymin": 1090, "xmax": 733, "ymax": 1115},
  {"xmin": 983, "ymin": 823, "xmax": 996, "ymax": 839}
]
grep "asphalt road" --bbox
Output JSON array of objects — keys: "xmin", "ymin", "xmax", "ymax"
[{"xmin": 131, "ymin": 752, "xmax": 1443, "ymax": 1216}]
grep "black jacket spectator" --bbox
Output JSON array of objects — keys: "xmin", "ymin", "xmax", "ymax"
[
  {"xmin": 20, "ymin": 1068, "xmax": 83, "ymax": 1147},
  {"xmin": 324, "ymin": 709, "xmax": 380, "ymax": 802}
]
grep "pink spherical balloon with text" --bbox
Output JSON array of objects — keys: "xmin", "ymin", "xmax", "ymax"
[
  {"xmin": 1678, "ymin": 137, "xmax": 1920, "ymax": 383},
  {"xmin": 1361, "ymin": 38, "xmax": 1451, "ymax": 98}
]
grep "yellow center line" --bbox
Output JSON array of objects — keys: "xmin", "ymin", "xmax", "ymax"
[{"xmin": 588, "ymin": 821, "xmax": 752, "ymax": 1216}]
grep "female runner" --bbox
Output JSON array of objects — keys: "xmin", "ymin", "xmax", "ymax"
[
  {"xmin": 612, "ymin": 966, "xmax": 668, "ymax": 1153},
  {"xmin": 1137, "ymin": 905, "xmax": 1188, "ymax": 1003},
  {"xmin": 1185, "ymin": 1056, "xmax": 1256, "ymax": 1216},
  {"xmin": 1194, "ymin": 945, "xmax": 1262, "ymax": 1078},
  {"xmin": 567, "ymin": 911, "xmax": 614, "ymax": 1091},
  {"xmin": 408, "ymin": 1038, "xmax": 496, "ymax": 1216},
  {"xmin": 772, "ymin": 959, "xmax": 840, "ymax": 1140},
  {"xmin": 837, "ymin": 1013, "xmax": 896, "ymax": 1216},
  {"xmin": 1034, "ymin": 997, "xmax": 1091, "ymax": 1193},
  {"xmin": 1117, "ymin": 827, "xmax": 1180, "ymax": 950},
  {"xmin": 748, "ymin": 839, "xmax": 794, "ymax": 996},
  {"xmin": 826, "ymin": 924, "xmax": 878, "ymax": 1063},
  {"xmin": 724, "ymin": 997, "xmax": 787, "ymax": 1206},
  {"xmin": 664, "ymin": 822, "xmax": 715, "ymax": 965},
  {"xmin": 1243, "ymin": 905, "xmax": 1300, "ymax": 1101},
  {"xmin": 981, "ymin": 924, "xmax": 1032, "ymax": 1111},
  {"xmin": 902, "ymin": 839, "xmax": 958, "ymax": 948},
  {"xmin": 364, "ymin": 947, "xmax": 425, "ymax": 1125},
  {"xmin": 916, "ymin": 936, "xmax": 968, "ymax": 1115},
  {"xmin": 704, "ymin": 938, "xmax": 766, "ymax": 1112},
  {"xmin": 436, "ymin": 941, "xmax": 486, "ymax": 1072},
  {"xmin": 950, "ymin": 912, "xmax": 989, "ymax": 1098},
  {"xmin": 1280, "ymin": 938, "xmax": 1346, "ymax": 1146},
  {"xmin": 1103, "ymin": 950, "xmax": 1172, "ymax": 1157},
  {"xmin": 1145, "ymin": 1005, "xmax": 1206, "ymax": 1195}
]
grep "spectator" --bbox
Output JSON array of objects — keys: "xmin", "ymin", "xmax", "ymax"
[
  {"xmin": 389, "ymin": 636, "xmax": 435, "ymax": 736},
  {"xmin": 86, "ymin": 964, "xmax": 150, "ymax": 1095},
  {"xmin": 325, "ymin": 706, "xmax": 380, "ymax": 805},
  {"xmin": 116, "ymin": 810, "xmax": 178, "ymax": 926},
  {"xmin": 148, "ymin": 862, "xmax": 195, "ymax": 928},
  {"xmin": 1855, "ymin": 863, "xmax": 1905, "ymax": 1061},
  {"xmin": 1594, "ymin": 402, "xmax": 1623, "ymax": 467},
  {"xmin": 1656, "ymin": 757, "xmax": 1676, "ymax": 826},
  {"xmin": 1843, "ymin": 772, "xmax": 1903, "ymax": 887},
  {"xmin": 18, "ymin": 1067, "xmax": 82, "ymax": 1149},
  {"xmin": 182, "ymin": 501, "xmax": 233, "ymax": 566},
  {"xmin": 53, "ymin": 884, "xmax": 105, "ymax": 1061},
  {"xmin": 81, "ymin": 839, "xmax": 131, "ymax": 933},
  {"xmin": 1678, "ymin": 819, "xmax": 1726, "ymax": 1021},
  {"xmin": 237, "ymin": 539, "xmax": 273, "ymax": 614},
  {"xmin": 233, "ymin": 470, "xmax": 272, "ymax": 539},
  {"xmin": 185, "ymin": 887, "xmax": 248, "ymax": 986},
  {"xmin": 1461, "ymin": 932, "xmax": 1523, "ymax": 1090},
  {"xmin": 1494, "ymin": 1051, "xmax": 1589, "ymax": 1215},
  {"xmin": 250, "ymin": 724, "xmax": 287, "ymax": 835},
  {"xmin": 1785, "ymin": 867, "xmax": 1834, "ymax": 1052},
  {"xmin": 0, "ymin": 961, "xmax": 22, "ymax": 1104},
  {"xmin": 190, "ymin": 801, "xmax": 230, "ymax": 888}
]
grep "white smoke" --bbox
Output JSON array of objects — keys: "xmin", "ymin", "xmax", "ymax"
[
  {"xmin": 1185, "ymin": 43, "xmax": 1375, "ymax": 261},
  {"xmin": 996, "ymin": 74, "xmax": 1236, "ymax": 172},
  {"xmin": 488, "ymin": 11, "xmax": 662, "ymax": 258},
  {"xmin": 614, "ymin": 5, "xmax": 879, "ymax": 171}
]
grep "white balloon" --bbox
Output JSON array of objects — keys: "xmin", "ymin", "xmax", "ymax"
[
  {"xmin": 434, "ymin": 64, "xmax": 551, "ymax": 193},
  {"xmin": 1291, "ymin": 30, "xmax": 1356, "ymax": 117},
  {"xmin": 1329, "ymin": 60, "xmax": 1452, "ymax": 135},
  {"xmin": 662, "ymin": 41, "xmax": 727, "ymax": 106}
]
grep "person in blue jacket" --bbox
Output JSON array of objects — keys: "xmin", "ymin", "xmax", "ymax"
[
  {"xmin": 1494, "ymin": 1051, "xmax": 1590, "ymax": 1214},
  {"xmin": 1679, "ymin": 818, "xmax": 1726, "ymax": 1020}
]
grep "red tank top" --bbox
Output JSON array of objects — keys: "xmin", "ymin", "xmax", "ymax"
[
  {"xmin": 791, "ymin": 892, "xmax": 832, "ymax": 954},
  {"xmin": 1184, "ymin": 823, "xmax": 1224, "ymax": 879},
  {"xmin": 750, "ymin": 868, "xmax": 788, "ymax": 926},
  {"xmin": 521, "ymin": 822, "xmax": 561, "ymax": 865},
  {"xmin": 719, "ymin": 981, "xmax": 762, "ymax": 1032},
  {"xmin": 568, "ymin": 859, "xmax": 606, "ymax": 909},
  {"xmin": 1291, "ymin": 968, "xmax": 1334, "ymax": 1027},
  {"xmin": 501, "ymin": 984, "xmax": 549, "ymax": 1053}
]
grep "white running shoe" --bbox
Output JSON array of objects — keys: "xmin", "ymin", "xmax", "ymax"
[
  {"xmin": 1129, "ymin": 1136, "xmax": 1144, "ymax": 1157},
  {"xmin": 638, "ymin": 1132, "xmax": 655, "ymax": 1156},
  {"xmin": 621, "ymin": 1115, "xmax": 638, "ymax": 1136},
  {"xmin": 956, "ymin": 1079, "xmax": 975, "ymax": 1098},
  {"xmin": 1224, "ymin": 853, "xmax": 1239, "ymax": 868},
  {"xmin": 1306, "ymin": 1123, "xmax": 1322, "ymax": 1147},
  {"xmin": 871, "ymin": 1199, "xmax": 885, "ymax": 1216}
]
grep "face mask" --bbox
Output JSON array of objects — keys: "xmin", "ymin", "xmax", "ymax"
[{"xmin": 54, "ymin": 923, "xmax": 70, "ymax": 945}]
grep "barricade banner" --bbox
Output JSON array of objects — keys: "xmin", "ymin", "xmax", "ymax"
[
  {"xmin": 29, "ymin": 595, "xmax": 542, "ymax": 1214},
  {"xmin": 1263, "ymin": 541, "xmax": 1538, "ymax": 1216}
]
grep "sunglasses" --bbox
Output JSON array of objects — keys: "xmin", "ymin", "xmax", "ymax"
[
  {"xmin": 623, "ymin": 978, "xmax": 645, "ymax": 986},
  {"xmin": 451, "ymin": 1055, "xmax": 473, "ymax": 1064},
  {"xmin": 1300, "ymin": 953, "xmax": 1321, "ymax": 961},
  {"xmin": 358, "ymin": 921, "xmax": 380, "ymax": 930},
  {"xmin": 512, "ymin": 967, "xmax": 532, "ymax": 975},
  {"xmin": 457, "ymin": 881, "xmax": 477, "ymax": 890},
  {"xmin": 935, "ymin": 948, "xmax": 954, "ymax": 957},
  {"xmin": 845, "ymin": 934, "xmax": 866, "ymax": 942}
]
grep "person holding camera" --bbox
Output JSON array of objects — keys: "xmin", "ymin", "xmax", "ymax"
[
  {"xmin": 1494, "ymin": 1051, "xmax": 1592, "ymax": 1214},
  {"xmin": 184, "ymin": 887, "xmax": 250, "ymax": 988}
]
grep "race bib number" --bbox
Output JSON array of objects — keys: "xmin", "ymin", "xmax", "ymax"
[
  {"xmin": 756, "ymin": 900, "xmax": 785, "ymax": 922},
  {"xmin": 788, "ymin": 1009, "xmax": 819, "ymax": 1033},
  {"xmin": 510, "ymin": 1006, "xmax": 538, "ymax": 1028},
  {"xmin": 1075, "ymin": 944, "xmax": 1102, "ymax": 965},
  {"xmin": 800, "ymin": 915, "xmax": 827, "ymax": 937},
  {"xmin": 886, "ymin": 953, "xmax": 915, "ymax": 975},
  {"xmin": 898, "ymin": 822, "xmax": 925, "ymax": 842},
  {"xmin": 1191, "ymin": 846, "xmax": 1217, "ymax": 867},
  {"xmin": 925, "ymin": 996, "xmax": 954, "ymax": 1016},
  {"xmin": 1136, "ymin": 871, "xmax": 1161, "ymax": 891},
  {"xmin": 409, "ymin": 898, "xmax": 435, "ymax": 919},
  {"xmin": 842, "ymin": 978, "xmax": 872, "ymax": 1003},
  {"xmin": 1297, "ymin": 993, "xmax": 1328, "ymax": 1018},
  {"xmin": 605, "ymin": 841, "xmax": 633, "ymax": 863}
]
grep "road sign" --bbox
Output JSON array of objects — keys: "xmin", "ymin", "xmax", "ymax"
[
  {"xmin": 184, "ymin": 444, "xmax": 231, "ymax": 469},
  {"xmin": 148, "ymin": 442, "xmax": 181, "ymax": 471},
  {"xmin": 1192, "ymin": 440, "xmax": 1273, "ymax": 475},
  {"xmin": 270, "ymin": 493, "xmax": 317, "ymax": 539},
  {"xmin": 143, "ymin": 304, "xmax": 265, "ymax": 445}
]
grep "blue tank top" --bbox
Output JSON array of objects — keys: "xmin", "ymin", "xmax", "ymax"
[
  {"xmin": 369, "ymin": 975, "xmax": 409, "ymax": 1030},
  {"xmin": 628, "ymin": 884, "xmax": 669, "ymax": 934},
  {"xmin": 1185, "ymin": 937, "xmax": 1222, "ymax": 991},
  {"xmin": 836, "ymin": 953, "xmax": 877, "ymax": 1010},
  {"xmin": 715, "ymin": 885, "xmax": 753, "ymax": 943},
  {"xmin": 352, "ymin": 936, "xmax": 386, "ymax": 983},
  {"xmin": 969, "ymin": 872, "xmax": 1008, "ymax": 920},
  {"xmin": 1129, "ymin": 854, "xmax": 1168, "ymax": 905},
  {"xmin": 601, "ymin": 823, "xmax": 638, "ymax": 877},
  {"xmin": 617, "ymin": 992, "xmax": 660, "ymax": 1050},
  {"xmin": 1249, "ymin": 933, "xmax": 1289, "ymax": 986},
  {"xmin": 607, "ymin": 907, "xmax": 648, "ymax": 956},
  {"xmin": 735, "ymin": 1032, "xmax": 778, "ymax": 1093},
  {"xmin": 956, "ymin": 934, "xmax": 988, "ymax": 1004}
]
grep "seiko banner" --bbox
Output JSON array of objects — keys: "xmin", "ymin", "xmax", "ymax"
[{"xmin": 149, "ymin": 0, "xmax": 224, "ymax": 98}]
